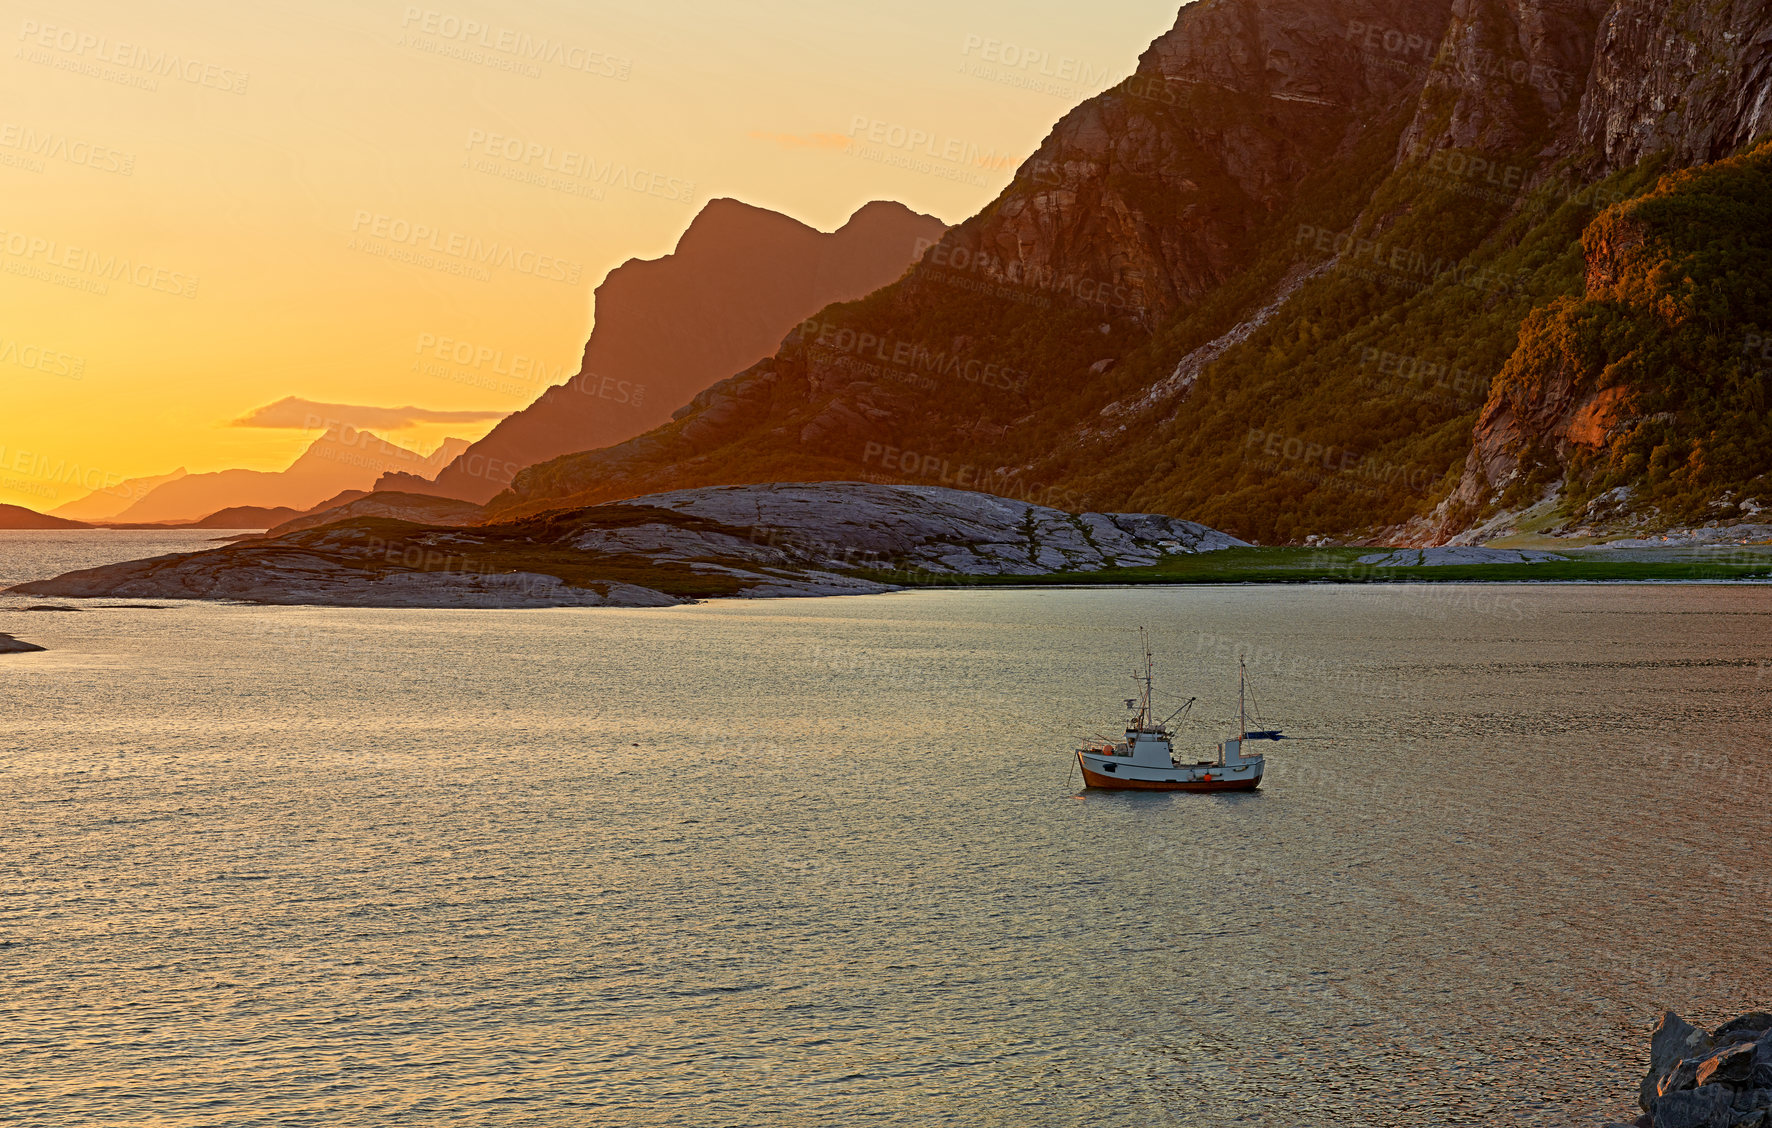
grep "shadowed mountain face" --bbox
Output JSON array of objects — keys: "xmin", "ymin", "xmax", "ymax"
[
  {"xmin": 110, "ymin": 431, "xmax": 470, "ymax": 525},
  {"xmin": 390, "ymin": 198, "xmax": 948, "ymax": 504},
  {"xmin": 484, "ymin": 0, "xmax": 1772, "ymax": 544}
]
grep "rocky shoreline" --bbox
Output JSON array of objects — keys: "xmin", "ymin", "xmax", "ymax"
[
  {"xmin": 5, "ymin": 483, "xmax": 1245, "ymax": 609},
  {"xmin": 1611, "ymin": 1012, "xmax": 1772, "ymax": 1128}
]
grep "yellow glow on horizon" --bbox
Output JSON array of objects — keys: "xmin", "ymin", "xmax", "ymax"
[{"xmin": 1, "ymin": 0, "xmax": 1179, "ymax": 509}]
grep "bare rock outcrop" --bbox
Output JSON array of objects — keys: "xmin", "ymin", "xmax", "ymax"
[
  {"xmin": 6, "ymin": 483, "xmax": 1244, "ymax": 609},
  {"xmin": 1612, "ymin": 1010, "xmax": 1772, "ymax": 1128},
  {"xmin": 1578, "ymin": 0, "xmax": 1772, "ymax": 171}
]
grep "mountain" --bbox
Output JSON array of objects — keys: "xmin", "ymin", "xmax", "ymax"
[
  {"xmin": 111, "ymin": 431, "xmax": 472, "ymax": 525},
  {"xmin": 181, "ymin": 506, "xmax": 303, "ymax": 530},
  {"xmin": 262, "ymin": 491, "xmax": 484, "ymax": 538},
  {"xmin": 384, "ymin": 198, "xmax": 948, "ymax": 504},
  {"xmin": 9, "ymin": 483, "xmax": 1243, "ymax": 608},
  {"xmin": 52, "ymin": 469, "xmax": 188, "ymax": 522},
  {"xmin": 0, "ymin": 504, "xmax": 91, "ymax": 530},
  {"xmin": 482, "ymin": 0, "xmax": 1772, "ymax": 545}
]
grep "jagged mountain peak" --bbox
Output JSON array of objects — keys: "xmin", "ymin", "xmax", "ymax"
[{"xmin": 401, "ymin": 196, "xmax": 946, "ymax": 504}]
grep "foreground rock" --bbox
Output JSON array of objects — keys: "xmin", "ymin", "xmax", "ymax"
[
  {"xmin": 1610, "ymin": 1011, "xmax": 1772, "ymax": 1128},
  {"xmin": 6, "ymin": 483, "xmax": 1244, "ymax": 609},
  {"xmin": 0, "ymin": 634, "xmax": 46, "ymax": 654}
]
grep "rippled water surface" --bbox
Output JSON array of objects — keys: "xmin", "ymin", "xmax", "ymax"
[{"xmin": 2, "ymin": 534, "xmax": 1769, "ymax": 1126}]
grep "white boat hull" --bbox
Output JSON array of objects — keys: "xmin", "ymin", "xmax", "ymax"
[{"xmin": 1076, "ymin": 750, "xmax": 1263, "ymax": 792}]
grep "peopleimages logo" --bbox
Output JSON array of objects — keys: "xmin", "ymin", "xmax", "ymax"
[
  {"xmin": 1243, "ymin": 427, "xmax": 1440, "ymax": 495},
  {"xmin": 0, "ymin": 444, "xmax": 129, "ymax": 493},
  {"xmin": 16, "ymin": 21, "xmax": 250, "ymax": 94},
  {"xmin": 349, "ymin": 212, "xmax": 583, "ymax": 285},
  {"xmin": 913, "ymin": 236, "xmax": 1145, "ymax": 313},
  {"xmin": 398, "ymin": 8, "xmax": 631, "ymax": 79},
  {"xmin": 846, "ymin": 116, "xmax": 1014, "ymax": 172},
  {"xmin": 957, "ymin": 34, "xmax": 1115, "ymax": 98},
  {"xmin": 1295, "ymin": 223, "xmax": 1528, "ymax": 296},
  {"xmin": 0, "ymin": 228, "xmax": 199, "ymax": 297},
  {"xmin": 0, "ymin": 124, "xmax": 134, "ymax": 175},
  {"xmin": 800, "ymin": 318, "xmax": 1031, "ymax": 394},
  {"xmin": 463, "ymin": 130, "xmax": 694, "ymax": 203},
  {"xmin": 0, "ymin": 338, "xmax": 85, "ymax": 379},
  {"xmin": 414, "ymin": 333, "xmax": 572, "ymax": 386}
]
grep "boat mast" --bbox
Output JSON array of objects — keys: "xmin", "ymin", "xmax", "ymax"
[
  {"xmin": 1138, "ymin": 627, "xmax": 1154, "ymax": 730},
  {"xmin": 1239, "ymin": 657, "xmax": 1247, "ymax": 739}
]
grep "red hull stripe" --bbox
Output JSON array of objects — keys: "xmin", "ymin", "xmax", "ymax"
[{"xmin": 1077, "ymin": 754, "xmax": 1262, "ymax": 792}]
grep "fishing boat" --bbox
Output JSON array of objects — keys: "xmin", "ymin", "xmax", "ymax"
[{"xmin": 1075, "ymin": 630, "xmax": 1280, "ymax": 792}]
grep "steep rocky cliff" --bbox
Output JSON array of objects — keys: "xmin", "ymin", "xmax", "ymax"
[
  {"xmin": 1577, "ymin": 0, "xmax": 1772, "ymax": 169},
  {"xmin": 491, "ymin": 0, "xmax": 1456, "ymax": 522},
  {"xmin": 486, "ymin": 0, "xmax": 1772, "ymax": 543},
  {"xmin": 1440, "ymin": 138, "xmax": 1772, "ymax": 538},
  {"xmin": 392, "ymin": 199, "xmax": 945, "ymax": 504}
]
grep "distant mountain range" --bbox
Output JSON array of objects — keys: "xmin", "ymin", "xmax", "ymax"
[
  {"xmin": 51, "ymin": 469, "xmax": 189, "ymax": 523},
  {"xmin": 73, "ymin": 430, "xmax": 471, "ymax": 525},
  {"xmin": 382, "ymin": 197, "xmax": 947, "ymax": 503},
  {"xmin": 0, "ymin": 503, "xmax": 90, "ymax": 530},
  {"xmin": 472, "ymin": 0, "xmax": 1772, "ymax": 545},
  {"xmin": 1, "ymin": 500, "xmax": 308, "ymax": 531}
]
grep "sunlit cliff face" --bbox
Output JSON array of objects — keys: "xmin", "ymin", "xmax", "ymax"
[{"xmin": 0, "ymin": 0, "xmax": 1177, "ymax": 510}]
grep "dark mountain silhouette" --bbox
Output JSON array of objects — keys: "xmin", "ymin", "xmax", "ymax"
[
  {"xmin": 384, "ymin": 197, "xmax": 947, "ymax": 503},
  {"xmin": 0, "ymin": 504, "xmax": 92, "ymax": 530},
  {"xmin": 112, "ymin": 432, "xmax": 470, "ymax": 524},
  {"xmin": 179, "ymin": 506, "xmax": 304, "ymax": 529},
  {"xmin": 52, "ymin": 469, "xmax": 188, "ymax": 523}
]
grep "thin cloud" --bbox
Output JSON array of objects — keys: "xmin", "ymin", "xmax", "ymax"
[
  {"xmin": 748, "ymin": 130, "xmax": 852, "ymax": 151},
  {"xmin": 233, "ymin": 396, "xmax": 505, "ymax": 432}
]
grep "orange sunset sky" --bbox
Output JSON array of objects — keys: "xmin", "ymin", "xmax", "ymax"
[{"xmin": 1, "ymin": 0, "xmax": 1179, "ymax": 510}]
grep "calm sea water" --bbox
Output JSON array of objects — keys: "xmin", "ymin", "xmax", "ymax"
[{"xmin": 2, "ymin": 533, "xmax": 1769, "ymax": 1127}]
